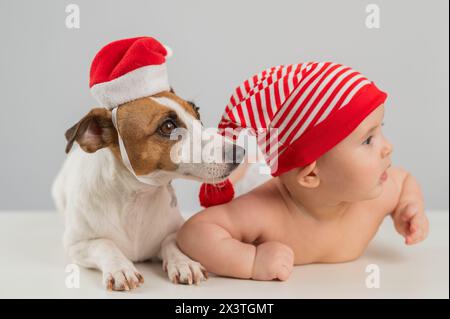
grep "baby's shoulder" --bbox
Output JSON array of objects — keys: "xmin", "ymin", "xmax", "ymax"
[
  {"xmin": 191, "ymin": 178, "xmax": 286, "ymax": 240},
  {"xmin": 222, "ymin": 178, "xmax": 285, "ymax": 220}
]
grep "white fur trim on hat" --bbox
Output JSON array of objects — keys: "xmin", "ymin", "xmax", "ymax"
[
  {"xmin": 90, "ymin": 64, "xmax": 170, "ymax": 109},
  {"xmin": 163, "ymin": 45, "xmax": 173, "ymax": 59}
]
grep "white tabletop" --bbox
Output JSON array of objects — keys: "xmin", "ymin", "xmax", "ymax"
[{"xmin": 0, "ymin": 210, "xmax": 448, "ymax": 299}]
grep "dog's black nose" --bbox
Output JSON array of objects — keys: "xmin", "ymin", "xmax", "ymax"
[
  {"xmin": 231, "ymin": 145, "xmax": 245, "ymax": 164},
  {"xmin": 223, "ymin": 143, "xmax": 245, "ymax": 165}
]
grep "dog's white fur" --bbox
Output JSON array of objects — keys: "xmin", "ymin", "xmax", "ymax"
[
  {"xmin": 51, "ymin": 96, "xmax": 244, "ymax": 291},
  {"xmin": 52, "ymin": 142, "xmax": 209, "ymax": 289}
]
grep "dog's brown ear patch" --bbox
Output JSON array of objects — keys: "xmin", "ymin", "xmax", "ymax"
[{"xmin": 64, "ymin": 108, "xmax": 116, "ymax": 154}]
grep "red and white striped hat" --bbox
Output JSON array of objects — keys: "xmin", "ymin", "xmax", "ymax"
[
  {"xmin": 199, "ymin": 61, "xmax": 388, "ymax": 207},
  {"xmin": 89, "ymin": 36, "xmax": 173, "ymax": 109}
]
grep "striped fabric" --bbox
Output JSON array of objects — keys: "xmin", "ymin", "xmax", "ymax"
[{"xmin": 217, "ymin": 62, "xmax": 385, "ymax": 176}]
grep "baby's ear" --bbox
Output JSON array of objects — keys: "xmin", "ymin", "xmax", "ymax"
[
  {"xmin": 64, "ymin": 108, "xmax": 116, "ymax": 154},
  {"xmin": 297, "ymin": 161, "xmax": 320, "ymax": 188}
]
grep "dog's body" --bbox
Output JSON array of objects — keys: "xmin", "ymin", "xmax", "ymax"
[{"xmin": 52, "ymin": 92, "xmax": 244, "ymax": 291}]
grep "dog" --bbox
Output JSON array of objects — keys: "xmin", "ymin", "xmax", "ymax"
[{"xmin": 52, "ymin": 90, "xmax": 245, "ymax": 291}]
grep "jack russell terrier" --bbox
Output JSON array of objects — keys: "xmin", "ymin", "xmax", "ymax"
[{"xmin": 52, "ymin": 90, "xmax": 245, "ymax": 291}]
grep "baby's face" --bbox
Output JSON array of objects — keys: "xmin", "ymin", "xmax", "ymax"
[{"xmin": 317, "ymin": 104, "xmax": 393, "ymax": 202}]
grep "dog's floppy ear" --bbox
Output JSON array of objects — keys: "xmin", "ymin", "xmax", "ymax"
[{"xmin": 64, "ymin": 108, "xmax": 116, "ymax": 154}]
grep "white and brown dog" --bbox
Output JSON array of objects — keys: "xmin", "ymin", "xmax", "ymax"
[{"xmin": 52, "ymin": 90, "xmax": 245, "ymax": 291}]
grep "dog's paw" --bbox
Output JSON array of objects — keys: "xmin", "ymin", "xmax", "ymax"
[
  {"xmin": 163, "ymin": 258, "xmax": 208, "ymax": 285},
  {"xmin": 103, "ymin": 264, "xmax": 144, "ymax": 291}
]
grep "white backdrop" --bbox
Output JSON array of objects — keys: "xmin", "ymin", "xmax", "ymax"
[{"xmin": 0, "ymin": 0, "xmax": 448, "ymax": 212}]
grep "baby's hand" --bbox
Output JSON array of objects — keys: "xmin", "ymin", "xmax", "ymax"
[
  {"xmin": 393, "ymin": 202, "xmax": 429, "ymax": 245},
  {"xmin": 251, "ymin": 241, "xmax": 294, "ymax": 281}
]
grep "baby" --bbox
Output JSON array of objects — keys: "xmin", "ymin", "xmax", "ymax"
[{"xmin": 177, "ymin": 62, "xmax": 429, "ymax": 281}]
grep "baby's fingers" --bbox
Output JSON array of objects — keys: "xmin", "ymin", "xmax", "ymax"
[
  {"xmin": 406, "ymin": 229, "xmax": 424, "ymax": 245},
  {"xmin": 419, "ymin": 213, "xmax": 430, "ymax": 238},
  {"xmin": 401, "ymin": 205, "xmax": 418, "ymax": 222},
  {"xmin": 394, "ymin": 216, "xmax": 410, "ymax": 237},
  {"xmin": 406, "ymin": 214, "xmax": 428, "ymax": 245}
]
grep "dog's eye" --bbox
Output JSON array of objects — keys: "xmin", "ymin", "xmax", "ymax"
[{"xmin": 159, "ymin": 119, "xmax": 177, "ymax": 137}]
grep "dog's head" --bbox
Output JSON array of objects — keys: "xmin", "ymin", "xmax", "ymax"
[{"xmin": 64, "ymin": 91, "xmax": 244, "ymax": 183}]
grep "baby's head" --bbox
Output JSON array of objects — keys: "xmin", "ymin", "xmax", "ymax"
[
  {"xmin": 199, "ymin": 62, "xmax": 391, "ymax": 207},
  {"xmin": 280, "ymin": 102, "xmax": 392, "ymax": 203}
]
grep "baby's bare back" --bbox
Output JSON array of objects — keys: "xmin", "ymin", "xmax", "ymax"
[
  {"xmin": 177, "ymin": 167, "xmax": 420, "ymax": 280},
  {"xmin": 210, "ymin": 170, "xmax": 401, "ymax": 265}
]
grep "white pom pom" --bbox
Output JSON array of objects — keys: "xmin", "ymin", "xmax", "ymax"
[{"xmin": 163, "ymin": 45, "xmax": 173, "ymax": 58}]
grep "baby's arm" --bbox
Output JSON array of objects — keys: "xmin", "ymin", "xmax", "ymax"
[
  {"xmin": 390, "ymin": 167, "xmax": 429, "ymax": 245},
  {"xmin": 177, "ymin": 207, "xmax": 256, "ymax": 279},
  {"xmin": 176, "ymin": 192, "xmax": 294, "ymax": 281}
]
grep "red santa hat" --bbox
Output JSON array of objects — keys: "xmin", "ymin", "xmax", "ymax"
[
  {"xmin": 89, "ymin": 36, "xmax": 173, "ymax": 109},
  {"xmin": 199, "ymin": 62, "xmax": 388, "ymax": 208}
]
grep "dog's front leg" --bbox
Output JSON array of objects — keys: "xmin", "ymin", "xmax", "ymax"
[
  {"xmin": 67, "ymin": 238, "xmax": 144, "ymax": 291},
  {"xmin": 159, "ymin": 232, "xmax": 208, "ymax": 285}
]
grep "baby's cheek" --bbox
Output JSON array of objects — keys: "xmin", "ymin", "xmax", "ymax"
[
  {"xmin": 361, "ymin": 169, "xmax": 384, "ymax": 199},
  {"xmin": 345, "ymin": 169, "xmax": 378, "ymax": 200},
  {"xmin": 323, "ymin": 160, "xmax": 374, "ymax": 200}
]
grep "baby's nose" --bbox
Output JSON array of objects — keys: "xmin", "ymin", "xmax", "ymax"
[{"xmin": 382, "ymin": 141, "xmax": 393, "ymax": 157}]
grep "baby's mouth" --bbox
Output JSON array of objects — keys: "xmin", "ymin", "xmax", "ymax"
[
  {"xmin": 380, "ymin": 170, "xmax": 388, "ymax": 182},
  {"xmin": 380, "ymin": 164, "xmax": 391, "ymax": 182}
]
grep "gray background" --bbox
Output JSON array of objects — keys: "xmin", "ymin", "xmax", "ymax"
[{"xmin": 0, "ymin": 0, "xmax": 448, "ymax": 212}]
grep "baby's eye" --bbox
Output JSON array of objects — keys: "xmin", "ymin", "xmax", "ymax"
[{"xmin": 363, "ymin": 136, "xmax": 373, "ymax": 145}]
